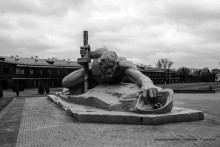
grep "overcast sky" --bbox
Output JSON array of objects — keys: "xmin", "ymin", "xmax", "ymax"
[{"xmin": 0, "ymin": 0, "xmax": 220, "ymax": 69}]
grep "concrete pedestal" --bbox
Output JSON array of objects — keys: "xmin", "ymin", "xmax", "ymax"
[{"xmin": 48, "ymin": 94, "xmax": 204, "ymax": 125}]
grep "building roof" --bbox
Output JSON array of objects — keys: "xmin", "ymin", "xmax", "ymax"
[
  {"xmin": 0, "ymin": 56, "xmax": 82, "ymax": 68},
  {"xmin": 136, "ymin": 64, "xmax": 164, "ymax": 72},
  {"xmin": 136, "ymin": 64, "xmax": 176, "ymax": 73}
]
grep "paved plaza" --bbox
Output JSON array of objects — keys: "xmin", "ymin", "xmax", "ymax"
[{"xmin": 0, "ymin": 93, "xmax": 220, "ymax": 147}]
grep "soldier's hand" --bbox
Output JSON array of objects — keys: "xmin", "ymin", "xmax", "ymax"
[
  {"xmin": 139, "ymin": 86, "xmax": 158, "ymax": 103},
  {"xmin": 80, "ymin": 44, "xmax": 90, "ymax": 57}
]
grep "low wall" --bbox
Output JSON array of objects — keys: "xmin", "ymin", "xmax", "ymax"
[{"xmin": 174, "ymin": 88, "xmax": 220, "ymax": 93}]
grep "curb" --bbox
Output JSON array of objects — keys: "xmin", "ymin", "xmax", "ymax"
[
  {"xmin": 174, "ymin": 89, "xmax": 220, "ymax": 93},
  {"xmin": 0, "ymin": 97, "xmax": 14, "ymax": 112}
]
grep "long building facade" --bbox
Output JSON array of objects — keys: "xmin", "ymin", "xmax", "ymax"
[
  {"xmin": 0, "ymin": 56, "xmax": 180, "ymax": 90},
  {"xmin": 136, "ymin": 64, "xmax": 180, "ymax": 84},
  {"xmin": 0, "ymin": 56, "xmax": 82, "ymax": 89}
]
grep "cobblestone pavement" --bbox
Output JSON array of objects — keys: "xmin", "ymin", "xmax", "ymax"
[
  {"xmin": 0, "ymin": 94, "xmax": 220, "ymax": 147},
  {"xmin": 0, "ymin": 98, "xmax": 25, "ymax": 147}
]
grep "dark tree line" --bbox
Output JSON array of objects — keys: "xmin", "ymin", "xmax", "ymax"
[
  {"xmin": 155, "ymin": 58, "xmax": 218, "ymax": 83},
  {"xmin": 177, "ymin": 67, "xmax": 217, "ymax": 83}
]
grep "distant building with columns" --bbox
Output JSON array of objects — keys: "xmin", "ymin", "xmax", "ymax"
[
  {"xmin": 0, "ymin": 55, "xmax": 82, "ymax": 89},
  {"xmin": 135, "ymin": 64, "xmax": 180, "ymax": 84}
]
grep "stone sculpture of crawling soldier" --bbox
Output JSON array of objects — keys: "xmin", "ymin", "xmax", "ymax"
[{"xmin": 62, "ymin": 45, "xmax": 162, "ymax": 106}]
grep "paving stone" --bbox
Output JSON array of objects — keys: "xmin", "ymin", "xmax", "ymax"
[
  {"xmin": 0, "ymin": 98, "xmax": 25, "ymax": 147},
  {"xmin": 1, "ymin": 95, "xmax": 220, "ymax": 147}
]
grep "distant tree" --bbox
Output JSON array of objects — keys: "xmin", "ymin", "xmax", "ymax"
[
  {"xmin": 211, "ymin": 69, "xmax": 220, "ymax": 74},
  {"xmin": 177, "ymin": 67, "xmax": 191, "ymax": 82},
  {"xmin": 200, "ymin": 67, "xmax": 212, "ymax": 82},
  {"xmin": 155, "ymin": 59, "xmax": 174, "ymax": 69},
  {"xmin": 189, "ymin": 68, "xmax": 201, "ymax": 82},
  {"xmin": 189, "ymin": 68, "xmax": 197, "ymax": 76},
  {"xmin": 167, "ymin": 60, "xmax": 174, "ymax": 69},
  {"xmin": 188, "ymin": 68, "xmax": 196, "ymax": 82},
  {"xmin": 200, "ymin": 67, "xmax": 210, "ymax": 76},
  {"xmin": 211, "ymin": 69, "xmax": 220, "ymax": 82},
  {"xmin": 155, "ymin": 60, "xmax": 162, "ymax": 69}
]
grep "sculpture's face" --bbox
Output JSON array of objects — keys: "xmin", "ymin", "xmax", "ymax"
[{"xmin": 100, "ymin": 61, "xmax": 118, "ymax": 78}]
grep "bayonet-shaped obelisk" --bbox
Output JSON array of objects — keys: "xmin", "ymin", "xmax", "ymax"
[{"xmin": 77, "ymin": 31, "xmax": 91, "ymax": 92}]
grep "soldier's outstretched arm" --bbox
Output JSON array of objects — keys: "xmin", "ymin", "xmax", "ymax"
[
  {"xmin": 62, "ymin": 68, "xmax": 84, "ymax": 88},
  {"xmin": 125, "ymin": 68, "xmax": 160, "ymax": 98},
  {"xmin": 122, "ymin": 60, "xmax": 160, "ymax": 98},
  {"xmin": 125, "ymin": 68, "xmax": 154, "ymax": 88}
]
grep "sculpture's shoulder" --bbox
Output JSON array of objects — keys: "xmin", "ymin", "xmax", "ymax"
[
  {"xmin": 94, "ymin": 48, "xmax": 108, "ymax": 52},
  {"xmin": 90, "ymin": 48, "xmax": 109, "ymax": 59},
  {"xmin": 118, "ymin": 57, "xmax": 137, "ymax": 71}
]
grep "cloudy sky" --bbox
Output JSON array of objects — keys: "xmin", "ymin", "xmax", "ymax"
[{"xmin": 0, "ymin": 0, "xmax": 220, "ymax": 69}]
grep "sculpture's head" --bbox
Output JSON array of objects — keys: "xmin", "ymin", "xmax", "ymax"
[{"xmin": 99, "ymin": 51, "xmax": 119, "ymax": 78}]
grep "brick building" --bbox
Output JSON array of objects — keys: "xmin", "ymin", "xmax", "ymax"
[
  {"xmin": 0, "ymin": 55, "xmax": 82, "ymax": 89},
  {"xmin": 136, "ymin": 64, "xmax": 180, "ymax": 84}
]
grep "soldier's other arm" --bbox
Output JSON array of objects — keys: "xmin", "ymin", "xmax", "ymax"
[
  {"xmin": 63, "ymin": 48, "xmax": 108, "ymax": 88},
  {"xmin": 62, "ymin": 68, "xmax": 84, "ymax": 88}
]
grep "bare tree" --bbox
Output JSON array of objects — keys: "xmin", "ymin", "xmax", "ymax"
[
  {"xmin": 155, "ymin": 60, "xmax": 162, "ymax": 68},
  {"xmin": 155, "ymin": 58, "xmax": 173, "ymax": 69},
  {"xmin": 167, "ymin": 60, "xmax": 174, "ymax": 69}
]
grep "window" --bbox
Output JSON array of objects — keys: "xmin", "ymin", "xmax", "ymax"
[
  {"xmin": 21, "ymin": 69, "xmax": 24, "ymax": 74},
  {"xmin": 30, "ymin": 69, "xmax": 34, "ymax": 75},
  {"xmin": 48, "ymin": 70, "xmax": 52, "ymax": 75},
  {"xmin": 16, "ymin": 68, "xmax": 19, "ymax": 74},
  {"xmin": 16, "ymin": 68, "xmax": 24, "ymax": 75},
  {"xmin": 39, "ymin": 70, "xmax": 42, "ymax": 75}
]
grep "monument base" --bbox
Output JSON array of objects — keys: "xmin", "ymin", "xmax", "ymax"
[
  {"xmin": 57, "ymin": 83, "xmax": 174, "ymax": 114},
  {"xmin": 47, "ymin": 94, "xmax": 204, "ymax": 125}
]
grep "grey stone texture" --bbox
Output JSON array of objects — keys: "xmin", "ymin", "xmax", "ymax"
[
  {"xmin": 48, "ymin": 94, "xmax": 204, "ymax": 125},
  {"xmin": 58, "ymin": 83, "xmax": 174, "ymax": 114},
  {"xmin": 59, "ymin": 83, "xmax": 140, "ymax": 112}
]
